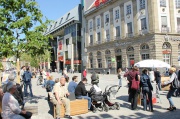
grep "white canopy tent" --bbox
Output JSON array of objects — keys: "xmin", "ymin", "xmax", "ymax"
[{"xmin": 134, "ymin": 59, "xmax": 171, "ymax": 68}]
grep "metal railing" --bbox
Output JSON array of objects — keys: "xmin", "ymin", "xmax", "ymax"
[
  {"xmin": 139, "ymin": 29, "xmax": 148, "ymax": 35},
  {"xmin": 126, "ymin": 33, "xmax": 133, "ymax": 38},
  {"xmin": 161, "ymin": 27, "xmax": 169, "ymax": 33}
]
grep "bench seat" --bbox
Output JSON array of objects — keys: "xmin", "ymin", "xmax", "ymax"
[{"xmin": 54, "ymin": 99, "xmax": 88, "ymax": 118}]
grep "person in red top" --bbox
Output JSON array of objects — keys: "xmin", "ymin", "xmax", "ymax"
[{"xmin": 83, "ymin": 69, "xmax": 87, "ymax": 78}]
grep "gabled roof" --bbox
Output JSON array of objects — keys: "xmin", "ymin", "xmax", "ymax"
[{"xmin": 45, "ymin": 4, "xmax": 81, "ymax": 35}]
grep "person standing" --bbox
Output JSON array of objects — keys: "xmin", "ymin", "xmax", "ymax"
[
  {"xmin": 140, "ymin": 69, "xmax": 153, "ymax": 112},
  {"xmin": 154, "ymin": 68, "xmax": 161, "ymax": 91},
  {"xmin": 83, "ymin": 69, "xmax": 87, "ymax": 78},
  {"xmin": 42, "ymin": 69, "xmax": 47, "ymax": 88},
  {"xmin": 125, "ymin": 66, "xmax": 140, "ymax": 110},
  {"xmin": 20, "ymin": 66, "xmax": 26, "ymax": 87},
  {"xmin": 162, "ymin": 67, "xmax": 178, "ymax": 111},
  {"xmin": 148, "ymin": 69, "xmax": 155, "ymax": 82},
  {"xmin": 63, "ymin": 68, "xmax": 68, "ymax": 77},
  {"xmin": 68, "ymin": 76, "xmax": 78, "ymax": 93},
  {"xmin": 117, "ymin": 68, "xmax": 123, "ymax": 86},
  {"xmin": 23, "ymin": 67, "xmax": 33, "ymax": 97},
  {"xmin": 75, "ymin": 78, "xmax": 91, "ymax": 110}
]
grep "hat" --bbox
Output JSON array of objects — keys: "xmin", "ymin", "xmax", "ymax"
[
  {"xmin": 8, "ymin": 74, "xmax": 15, "ymax": 81},
  {"xmin": 6, "ymin": 81, "xmax": 16, "ymax": 91}
]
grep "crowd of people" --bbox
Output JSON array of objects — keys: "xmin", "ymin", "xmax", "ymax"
[
  {"xmin": 0, "ymin": 66, "xmax": 33, "ymax": 119},
  {"xmin": 123, "ymin": 66, "xmax": 180, "ymax": 112},
  {"xmin": 0, "ymin": 65, "xmax": 179, "ymax": 119}
]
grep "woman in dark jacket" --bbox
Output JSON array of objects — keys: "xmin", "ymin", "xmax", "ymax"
[{"xmin": 140, "ymin": 69, "xmax": 153, "ymax": 112}]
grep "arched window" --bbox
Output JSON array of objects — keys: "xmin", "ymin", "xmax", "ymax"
[
  {"xmin": 141, "ymin": 44, "xmax": 150, "ymax": 60},
  {"xmin": 97, "ymin": 51, "xmax": 101, "ymax": 56},
  {"xmin": 115, "ymin": 49, "xmax": 121, "ymax": 53},
  {"xmin": 162, "ymin": 42, "xmax": 171, "ymax": 49},
  {"xmin": 162, "ymin": 42, "xmax": 171, "ymax": 64},
  {"xmin": 89, "ymin": 52, "xmax": 93, "ymax": 57},
  {"xmin": 127, "ymin": 46, "xmax": 134, "ymax": 52},
  {"xmin": 105, "ymin": 50, "xmax": 111, "ymax": 55},
  {"xmin": 141, "ymin": 44, "xmax": 149, "ymax": 50}
]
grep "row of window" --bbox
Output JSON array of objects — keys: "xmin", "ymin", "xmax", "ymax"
[
  {"xmin": 89, "ymin": 42, "xmax": 178, "ymax": 68},
  {"xmin": 160, "ymin": 0, "xmax": 180, "ymax": 8},
  {"xmin": 89, "ymin": 17, "xmax": 147, "ymax": 43}
]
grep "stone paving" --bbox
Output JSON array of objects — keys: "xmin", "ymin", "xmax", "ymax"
[{"xmin": 24, "ymin": 73, "xmax": 180, "ymax": 119}]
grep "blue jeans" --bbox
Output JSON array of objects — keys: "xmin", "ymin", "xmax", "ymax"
[
  {"xmin": 157, "ymin": 82, "xmax": 162, "ymax": 91},
  {"xmin": 142, "ymin": 87, "xmax": 153, "ymax": 111},
  {"xmin": 119, "ymin": 78, "xmax": 122, "ymax": 86},
  {"xmin": 167, "ymin": 87, "xmax": 176, "ymax": 107},
  {"xmin": 76, "ymin": 96, "xmax": 91, "ymax": 109},
  {"xmin": 43, "ymin": 79, "xmax": 47, "ymax": 87},
  {"xmin": 24, "ymin": 82, "xmax": 33, "ymax": 97}
]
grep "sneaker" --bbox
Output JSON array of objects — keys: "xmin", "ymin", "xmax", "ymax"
[
  {"xmin": 56, "ymin": 117, "xmax": 60, "ymax": 119},
  {"xmin": 64, "ymin": 115, "xmax": 72, "ymax": 119}
]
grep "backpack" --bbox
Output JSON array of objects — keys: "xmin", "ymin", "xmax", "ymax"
[
  {"xmin": 172, "ymin": 73, "xmax": 180, "ymax": 88},
  {"xmin": 46, "ymin": 82, "xmax": 51, "ymax": 92},
  {"xmin": 23, "ymin": 71, "xmax": 32, "ymax": 82}
]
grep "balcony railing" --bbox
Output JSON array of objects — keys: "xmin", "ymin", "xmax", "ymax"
[
  {"xmin": 139, "ymin": 29, "xmax": 148, "ymax": 35},
  {"xmin": 114, "ymin": 36, "xmax": 120, "ymax": 40},
  {"xmin": 177, "ymin": 28, "xmax": 180, "ymax": 33},
  {"xmin": 126, "ymin": 33, "xmax": 133, "ymax": 38},
  {"xmin": 96, "ymin": 40, "xmax": 101, "ymax": 45},
  {"xmin": 161, "ymin": 27, "xmax": 169, "ymax": 33},
  {"xmin": 89, "ymin": 42, "xmax": 94, "ymax": 46}
]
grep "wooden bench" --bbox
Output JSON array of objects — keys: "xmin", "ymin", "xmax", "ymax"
[{"xmin": 53, "ymin": 99, "xmax": 88, "ymax": 118}]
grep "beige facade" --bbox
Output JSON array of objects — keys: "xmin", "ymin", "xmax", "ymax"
[{"xmin": 84, "ymin": 0, "xmax": 180, "ymax": 74}]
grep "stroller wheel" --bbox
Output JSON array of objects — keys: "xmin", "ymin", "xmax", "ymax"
[
  {"xmin": 115, "ymin": 102, "xmax": 120, "ymax": 110},
  {"xmin": 104, "ymin": 104, "xmax": 109, "ymax": 112},
  {"xmin": 93, "ymin": 107, "xmax": 97, "ymax": 113},
  {"xmin": 99, "ymin": 106, "xmax": 104, "ymax": 112}
]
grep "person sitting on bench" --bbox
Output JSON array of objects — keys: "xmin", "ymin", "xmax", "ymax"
[
  {"xmin": 75, "ymin": 78, "xmax": 91, "ymax": 110},
  {"xmin": 52, "ymin": 77, "xmax": 72, "ymax": 119}
]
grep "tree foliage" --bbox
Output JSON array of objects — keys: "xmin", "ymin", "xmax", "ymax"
[
  {"xmin": 21, "ymin": 50, "xmax": 51, "ymax": 68},
  {"xmin": 0, "ymin": 0, "xmax": 52, "ymax": 59}
]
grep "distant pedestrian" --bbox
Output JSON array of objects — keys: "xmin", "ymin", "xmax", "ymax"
[
  {"xmin": 140, "ymin": 69, "xmax": 153, "ymax": 112},
  {"xmin": 23, "ymin": 67, "xmax": 33, "ymax": 97},
  {"xmin": 42, "ymin": 69, "xmax": 47, "ymax": 88},
  {"xmin": 154, "ymin": 68, "xmax": 161, "ymax": 91},
  {"xmin": 63, "ymin": 68, "xmax": 68, "ymax": 77},
  {"xmin": 83, "ymin": 69, "xmax": 87, "ymax": 78},
  {"xmin": 117, "ymin": 68, "xmax": 123, "ymax": 86},
  {"xmin": 20, "ymin": 66, "xmax": 26, "ymax": 87},
  {"xmin": 148, "ymin": 69, "xmax": 155, "ymax": 82}
]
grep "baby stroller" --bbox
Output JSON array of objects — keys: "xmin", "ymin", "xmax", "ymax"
[
  {"xmin": 103, "ymin": 85, "xmax": 121, "ymax": 110},
  {"xmin": 89, "ymin": 79, "xmax": 108, "ymax": 113}
]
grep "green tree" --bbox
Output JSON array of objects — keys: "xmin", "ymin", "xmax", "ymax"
[{"xmin": 0, "ymin": 0, "xmax": 52, "ymax": 83}]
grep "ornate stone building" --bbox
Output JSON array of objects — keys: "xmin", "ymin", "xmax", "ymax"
[{"xmin": 84, "ymin": 0, "xmax": 180, "ymax": 74}]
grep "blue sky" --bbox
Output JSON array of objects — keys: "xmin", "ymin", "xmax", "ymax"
[{"xmin": 36, "ymin": 0, "xmax": 81, "ymax": 21}]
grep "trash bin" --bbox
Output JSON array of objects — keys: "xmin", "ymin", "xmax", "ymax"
[{"xmin": 107, "ymin": 72, "xmax": 109, "ymax": 74}]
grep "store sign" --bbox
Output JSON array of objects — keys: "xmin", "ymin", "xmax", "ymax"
[
  {"xmin": 164, "ymin": 35, "xmax": 180, "ymax": 41},
  {"xmin": 111, "ymin": 58, "xmax": 116, "ymax": 62},
  {"xmin": 162, "ymin": 50, "xmax": 171, "ymax": 54}
]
